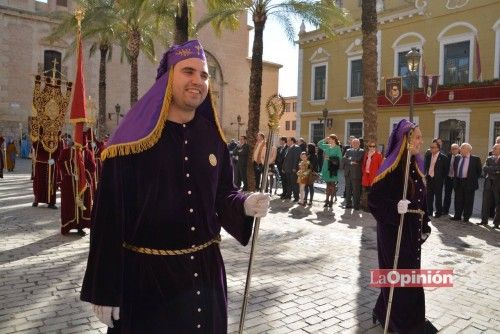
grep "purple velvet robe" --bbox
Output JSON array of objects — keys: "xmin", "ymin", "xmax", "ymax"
[
  {"xmin": 368, "ymin": 157, "xmax": 432, "ymax": 333},
  {"xmin": 81, "ymin": 114, "xmax": 253, "ymax": 333}
]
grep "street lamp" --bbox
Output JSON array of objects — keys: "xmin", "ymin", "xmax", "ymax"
[
  {"xmin": 230, "ymin": 114, "xmax": 245, "ymax": 139},
  {"xmin": 317, "ymin": 108, "xmax": 329, "ymax": 139},
  {"xmin": 108, "ymin": 103, "xmax": 122, "ymax": 126},
  {"xmin": 406, "ymin": 47, "xmax": 421, "ymax": 122}
]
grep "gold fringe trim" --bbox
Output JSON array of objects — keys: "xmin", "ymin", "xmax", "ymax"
[
  {"xmin": 209, "ymin": 89, "xmax": 227, "ymax": 143},
  {"xmin": 372, "ymin": 135, "xmax": 407, "ymax": 185},
  {"xmin": 69, "ymin": 118, "xmax": 88, "ymax": 124},
  {"xmin": 101, "ymin": 69, "xmax": 174, "ymax": 161}
]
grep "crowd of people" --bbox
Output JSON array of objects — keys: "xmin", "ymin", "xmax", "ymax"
[{"xmin": 227, "ymin": 132, "xmax": 500, "ymax": 229}]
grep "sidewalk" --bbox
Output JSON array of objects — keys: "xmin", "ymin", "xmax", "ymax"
[{"xmin": 1, "ymin": 159, "xmax": 499, "ymax": 334}]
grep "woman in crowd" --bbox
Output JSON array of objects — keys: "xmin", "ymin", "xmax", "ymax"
[{"xmin": 318, "ymin": 134, "xmax": 342, "ymax": 207}]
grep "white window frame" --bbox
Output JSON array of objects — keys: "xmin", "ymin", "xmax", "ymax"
[
  {"xmin": 433, "ymin": 108, "xmax": 471, "ymax": 143},
  {"xmin": 310, "ymin": 62, "xmax": 328, "ymax": 104},
  {"xmin": 344, "ymin": 118, "xmax": 364, "ymax": 144},
  {"xmin": 493, "ymin": 19, "xmax": 500, "ymax": 79},
  {"xmin": 347, "ymin": 55, "xmax": 363, "ymax": 100},
  {"xmin": 393, "ymin": 43, "xmax": 423, "ymax": 88},
  {"xmin": 389, "ymin": 116, "xmax": 420, "ymax": 136},
  {"xmin": 309, "ymin": 120, "xmax": 323, "ymax": 143},
  {"xmin": 438, "ymin": 33, "xmax": 475, "ymax": 85},
  {"xmin": 489, "ymin": 113, "xmax": 500, "ymax": 152}
]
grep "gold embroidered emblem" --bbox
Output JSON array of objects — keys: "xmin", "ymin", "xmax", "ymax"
[
  {"xmin": 209, "ymin": 154, "xmax": 217, "ymax": 166},
  {"xmin": 176, "ymin": 49, "xmax": 193, "ymax": 57}
]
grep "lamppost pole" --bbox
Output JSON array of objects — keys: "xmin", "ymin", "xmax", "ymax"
[
  {"xmin": 115, "ymin": 104, "xmax": 121, "ymax": 126},
  {"xmin": 322, "ymin": 108, "xmax": 328, "ymax": 138},
  {"xmin": 406, "ymin": 47, "xmax": 421, "ymax": 123},
  {"xmin": 231, "ymin": 115, "xmax": 245, "ymax": 139},
  {"xmin": 409, "ymin": 73, "xmax": 415, "ymax": 123}
]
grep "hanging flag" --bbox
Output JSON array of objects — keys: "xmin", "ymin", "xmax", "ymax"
[
  {"xmin": 423, "ymin": 75, "xmax": 439, "ymax": 101},
  {"xmin": 475, "ymin": 37, "xmax": 482, "ymax": 81},
  {"xmin": 385, "ymin": 77, "xmax": 403, "ymax": 105},
  {"xmin": 69, "ymin": 24, "xmax": 87, "ymax": 145},
  {"xmin": 69, "ymin": 9, "xmax": 87, "ymax": 198}
]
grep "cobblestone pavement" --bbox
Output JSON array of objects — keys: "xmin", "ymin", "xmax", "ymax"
[{"xmin": 1, "ymin": 159, "xmax": 499, "ymax": 334}]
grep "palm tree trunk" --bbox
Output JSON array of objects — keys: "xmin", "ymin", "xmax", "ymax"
[
  {"xmin": 98, "ymin": 43, "xmax": 108, "ymax": 139},
  {"xmin": 174, "ymin": 0, "xmax": 189, "ymax": 44},
  {"xmin": 361, "ymin": 0, "xmax": 378, "ymax": 144},
  {"xmin": 128, "ymin": 29, "xmax": 140, "ymax": 106},
  {"xmin": 246, "ymin": 12, "xmax": 266, "ymax": 191}
]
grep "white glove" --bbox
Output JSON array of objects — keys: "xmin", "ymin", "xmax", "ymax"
[
  {"xmin": 397, "ymin": 199, "xmax": 411, "ymax": 214},
  {"xmin": 48, "ymin": 159, "xmax": 55, "ymax": 165},
  {"xmin": 244, "ymin": 193, "xmax": 270, "ymax": 218},
  {"xmin": 92, "ymin": 304, "xmax": 120, "ymax": 328}
]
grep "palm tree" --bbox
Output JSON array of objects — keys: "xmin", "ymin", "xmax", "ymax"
[
  {"xmin": 199, "ymin": 0, "xmax": 347, "ymax": 191},
  {"xmin": 112, "ymin": 0, "xmax": 174, "ymax": 106},
  {"xmin": 45, "ymin": 0, "xmax": 116, "ymax": 140},
  {"xmin": 174, "ymin": 0, "xmax": 189, "ymax": 44},
  {"xmin": 361, "ymin": 0, "xmax": 378, "ymax": 144}
]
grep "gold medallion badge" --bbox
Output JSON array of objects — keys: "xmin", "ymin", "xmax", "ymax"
[{"xmin": 209, "ymin": 154, "xmax": 217, "ymax": 166}]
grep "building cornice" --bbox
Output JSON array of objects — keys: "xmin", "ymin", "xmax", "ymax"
[
  {"xmin": 298, "ymin": 6, "xmax": 427, "ymax": 45},
  {"xmin": 246, "ymin": 58, "xmax": 283, "ymax": 69},
  {"xmin": 0, "ymin": 5, "xmax": 57, "ymax": 24}
]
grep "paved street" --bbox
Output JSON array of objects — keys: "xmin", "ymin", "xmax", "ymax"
[{"xmin": 1, "ymin": 159, "xmax": 499, "ymax": 334}]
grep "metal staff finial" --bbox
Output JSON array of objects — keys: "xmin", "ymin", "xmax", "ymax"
[
  {"xmin": 238, "ymin": 94, "xmax": 285, "ymax": 334},
  {"xmin": 74, "ymin": 8, "xmax": 84, "ymax": 29},
  {"xmin": 384, "ymin": 130, "xmax": 413, "ymax": 334}
]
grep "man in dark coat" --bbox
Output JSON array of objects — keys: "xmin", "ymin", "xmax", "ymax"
[
  {"xmin": 451, "ymin": 143, "xmax": 482, "ymax": 223},
  {"xmin": 443, "ymin": 143, "xmax": 460, "ymax": 215},
  {"xmin": 424, "ymin": 139, "xmax": 448, "ymax": 218},
  {"xmin": 80, "ymin": 40, "xmax": 270, "ymax": 334},
  {"xmin": 342, "ymin": 138, "xmax": 364, "ymax": 210},
  {"xmin": 234, "ymin": 135, "xmax": 249, "ymax": 191},
  {"xmin": 276, "ymin": 136, "xmax": 288, "ymax": 197},
  {"xmin": 368, "ymin": 119, "xmax": 436, "ymax": 333},
  {"xmin": 479, "ymin": 144, "xmax": 500, "ymax": 228},
  {"xmin": 282, "ymin": 137, "xmax": 301, "ymax": 201}
]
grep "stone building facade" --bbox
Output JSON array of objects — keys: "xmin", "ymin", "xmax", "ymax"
[{"xmin": 0, "ymin": 0, "xmax": 280, "ymax": 145}]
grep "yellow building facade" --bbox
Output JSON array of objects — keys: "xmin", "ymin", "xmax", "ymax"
[{"xmin": 298, "ymin": 0, "xmax": 500, "ymax": 159}]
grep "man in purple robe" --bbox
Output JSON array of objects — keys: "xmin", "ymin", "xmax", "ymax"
[
  {"xmin": 80, "ymin": 40, "xmax": 270, "ymax": 333},
  {"xmin": 368, "ymin": 120, "xmax": 437, "ymax": 333}
]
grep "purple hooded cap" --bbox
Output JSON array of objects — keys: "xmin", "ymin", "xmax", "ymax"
[
  {"xmin": 102, "ymin": 40, "xmax": 224, "ymax": 161},
  {"xmin": 156, "ymin": 40, "xmax": 206, "ymax": 80},
  {"xmin": 373, "ymin": 119, "xmax": 424, "ymax": 183}
]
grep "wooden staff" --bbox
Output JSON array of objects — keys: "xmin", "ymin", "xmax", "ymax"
[
  {"xmin": 238, "ymin": 94, "xmax": 285, "ymax": 334},
  {"xmin": 384, "ymin": 130, "xmax": 413, "ymax": 334}
]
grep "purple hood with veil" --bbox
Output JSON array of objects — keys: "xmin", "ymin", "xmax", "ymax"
[
  {"xmin": 101, "ymin": 40, "xmax": 225, "ymax": 161},
  {"xmin": 372, "ymin": 119, "xmax": 424, "ymax": 184}
]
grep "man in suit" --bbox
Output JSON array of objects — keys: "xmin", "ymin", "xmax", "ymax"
[
  {"xmin": 479, "ymin": 144, "xmax": 500, "ymax": 228},
  {"xmin": 443, "ymin": 144, "xmax": 460, "ymax": 215},
  {"xmin": 451, "ymin": 143, "xmax": 482, "ymax": 223},
  {"xmin": 276, "ymin": 136, "xmax": 288, "ymax": 197},
  {"xmin": 424, "ymin": 139, "xmax": 448, "ymax": 218},
  {"xmin": 282, "ymin": 137, "xmax": 301, "ymax": 201},
  {"xmin": 343, "ymin": 138, "xmax": 365, "ymax": 210}
]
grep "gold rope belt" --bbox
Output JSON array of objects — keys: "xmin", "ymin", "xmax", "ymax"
[
  {"xmin": 407, "ymin": 209, "xmax": 425, "ymax": 215},
  {"xmin": 122, "ymin": 235, "xmax": 221, "ymax": 256}
]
